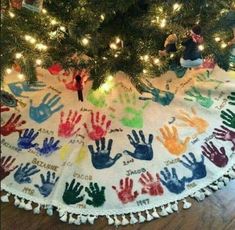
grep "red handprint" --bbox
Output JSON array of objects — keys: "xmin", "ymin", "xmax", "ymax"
[
  {"xmin": 0, "ymin": 156, "xmax": 18, "ymax": 181},
  {"xmin": 0, "ymin": 104, "xmax": 10, "ymax": 113},
  {"xmin": 58, "ymin": 110, "xmax": 82, "ymax": 138},
  {"xmin": 0, "ymin": 113, "xmax": 26, "ymax": 136},
  {"xmin": 112, "ymin": 177, "xmax": 139, "ymax": 204},
  {"xmin": 139, "ymin": 172, "xmax": 164, "ymax": 196},
  {"xmin": 84, "ymin": 111, "xmax": 111, "ymax": 141}
]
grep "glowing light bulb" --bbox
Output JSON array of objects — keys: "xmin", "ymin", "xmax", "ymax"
[
  {"xmin": 198, "ymin": 45, "xmax": 204, "ymax": 51},
  {"xmin": 25, "ymin": 35, "xmax": 31, "ymax": 41},
  {"xmin": 42, "ymin": 9, "xmax": 47, "ymax": 14},
  {"xmin": 221, "ymin": 43, "xmax": 227, "ymax": 48},
  {"xmin": 230, "ymin": 63, "xmax": 234, "ymax": 67},
  {"xmin": 160, "ymin": 19, "xmax": 166, "ymax": 28},
  {"xmin": 100, "ymin": 14, "xmax": 105, "ymax": 21},
  {"xmin": 215, "ymin": 37, "xmax": 221, "ymax": 42},
  {"xmin": 81, "ymin": 38, "xmax": 89, "ymax": 46},
  {"xmin": 143, "ymin": 55, "xmax": 149, "ymax": 62},
  {"xmin": 143, "ymin": 69, "xmax": 148, "ymax": 74},
  {"xmin": 18, "ymin": 74, "xmax": 25, "ymax": 80},
  {"xmin": 114, "ymin": 54, "xmax": 119, "ymax": 58},
  {"xmin": 60, "ymin": 26, "xmax": 66, "ymax": 32},
  {"xmin": 9, "ymin": 12, "xmax": 15, "ymax": 18},
  {"xmin": 173, "ymin": 3, "xmax": 181, "ymax": 11},
  {"xmin": 170, "ymin": 54, "xmax": 175, "ymax": 58},
  {"xmin": 36, "ymin": 59, "xmax": 42, "ymax": 65},
  {"xmin": 110, "ymin": 43, "xmax": 118, "ymax": 50},
  {"xmin": 116, "ymin": 37, "xmax": 121, "ymax": 44},
  {"xmin": 30, "ymin": 38, "xmax": 36, "ymax": 44},
  {"xmin": 154, "ymin": 58, "xmax": 160, "ymax": 64},
  {"xmin": 107, "ymin": 75, "xmax": 113, "ymax": 81},
  {"xmin": 50, "ymin": 19, "xmax": 57, "ymax": 25},
  {"xmin": 6, "ymin": 68, "xmax": 12, "ymax": 74},
  {"xmin": 15, "ymin": 53, "xmax": 22, "ymax": 59},
  {"xmin": 35, "ymin": 44, "xmax": 47, "ymax": 51}
]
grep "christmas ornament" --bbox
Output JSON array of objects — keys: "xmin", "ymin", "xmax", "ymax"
[
  {"xmin": 22, "ymin": 0, "xmax": 43, "ymax": 12},
  {"xmin": 159, "ymin": 33, "xmax": 178, "ymax": 56},
  {"xmin": 48, "ymin": 63, "xmax": 63, "ymax": 75}
]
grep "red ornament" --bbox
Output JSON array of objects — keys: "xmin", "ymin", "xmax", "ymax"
[{"xmin": 48, "ymin": 63, "xmax": 63, "ymax": 75}]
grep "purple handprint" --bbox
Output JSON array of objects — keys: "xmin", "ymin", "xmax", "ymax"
[
  {"xmin": 201, "ymin": 141, "xmax": 228, "ymax": 168},
  {"xmin": 214, "ymin": 126, "xmax": 235, "ymax": 151}
]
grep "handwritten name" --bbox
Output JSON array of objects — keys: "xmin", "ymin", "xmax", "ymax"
[
  {"xmin": 187, "ymin": 182, "xmax": 197, "ymax": 189},
  {"xmin": 191, "ymin": 137, "xmax": 199, "ymax": 144},
  {"xmin": 175, "ymin": 78, "xmax": 193, "ymax": 93},
  {"xmin": 22, "ymin": 187, "xmax": 35, "ymax": 195},
  {"xmin": 136, "ymin": 198, "xmax": 150, "ymax": 206},
  {"xmin": 38, "ymin": 128, "xmax": 54, "ymax": 135},
  {"xmin": 126, "ymin": 168, "xmax": 146, "ymax": 176},
  {"xmin": 165, "ymin": 158, "xmax": 180, "ymax": 166},
  {"xmin": 80, "ymin": 107, "xmax": 92, "ymax": 112},
  {"xmin": 215, "ymin": 98, "xmax": 228, "ymax": 110},
  {"xmin": 32, "ymin": 158, "xmax": 58, "ymax": 172},
  {"xmin": 48, "ymin": 86, "xmax": 62, "ymax": 94},
  {"xmin": 204, "ymin": 134, "xmax": 214, "ymax": 143},
  {"xmin": 123, "ymin": 158, "xmax": 134, "ymax": 166},
  {"xmin": 73, "ymin": 172, "xmax": 92, "ymax": 181},
  {"xmin": 1, "ymin": 138, "xmax": 22, "ymax": 153},
  {"xmin": 109, "ymin": 128, "xmax": 123, "ymax": 134}
]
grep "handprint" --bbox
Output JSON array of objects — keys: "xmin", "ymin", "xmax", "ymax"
[
  {"xmin": 160, "ymin": 167, "xmax": 186, "ymax": 194},
  {"xmin": 14, "ymin": 163, "xmax": 40, "ymax": 184},
  {"xmin": 228, "ymin": 92, "xmax": 235, "ymax": 105},
  {"xmin": 157, "ymin": 125, "xmax": 190, "ymax": 156},
  {"xmin": 124, "ymin": 130, "xmax": 153, "ymax": 160},
  {"xmin": 180, "ymin": 152, "xmax": 206, "ymax": 183},
  {"xmin": 113, "ymin": 92, "xmax": 148, "ymax": 129},
  {"xmin": 138, "ymin": 172, "xmax": 164, "ymax": 196},
  {"xmin": 0, "ymin": 113, "xmax": 26, "ymax": 136},
  {"xmin": 214, "ymin": 125, "xmax": 235, "ymax": 151},
  {"xmin": 0, "ymin": 104, "xmax": 10, "ymax": 113},
  {"xmin": 62, "ymin": 179, "xmax": 84, "ymax": 205},
  {"xmin": 87, "ymin": 89, "xmax": 109, "ymax": 108},
  {"xmin": 36, "ymin": 137, "xmax": 60, "ymax": 157},
  {"xmin": 220, "ymin": 109, "xmax": 235, "ymax": 129},
  {"xmin": 112, "ymin": 177, "xmax": 139, "ymax": 204},
  {"xmin": 0, "ymin": 156, "xmax": 18, "ymax": 181},
  {"xmin": 8, "ymin": 81, "xmax": 46, "ymax": 98},
  {"xmin": 34, "ymin": 171, "xmax": 59, "ymax": 197},
  {"xmin": 85, "ymin": 182, "xmax": 106, "ymax": 207},
  {"xmin": 58, "ymin": 110, "xmax": 82, "ymax": 138},
  {"xmin": 17, "ymin": 128, "xmax": 39, "ymax": 149},
  {"xmin": 176, "ymin": 108, "xmax": 208, "ymax": 134},
  {"xmin": 84, "ymin": 111, "xmax": 111, "ymax": 141},
  {"xmin": 196, "ymin": 71, "xmax": 223, "ymax": 89},
  {"xmin": 0, "ymin": 90, "xmax": 18, "ymax": 108},
  {"xmin": 185, "ymin": 87, "xmax": 213, "ymax": 108},
  {"xmin": 29, "ymin": 93, "xmax": 64, "ymax": 123},
  {"xmin": 88, "ymin": 138, "xmax": 122, "ymax": 169},
  {"xmin": 201, "ymin": 141, "xmax": 228, "ymax": 167}
]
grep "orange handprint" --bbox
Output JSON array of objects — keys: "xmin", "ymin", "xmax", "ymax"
[
  {"xmin": 176, "ymin": 108, "xmax": 208, "ymax": 135},
  {"xmin": 157, "ymin": 125, "xmax": 190, "ymax": 156}
]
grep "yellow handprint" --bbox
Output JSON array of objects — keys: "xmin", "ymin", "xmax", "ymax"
[
  {"xmin": 176, "ymin": 108, "xmax": 208, "ymax": 135},
  {"xmin": 157, "ymin": 125, "xmax": 190, "ymax": 156}
]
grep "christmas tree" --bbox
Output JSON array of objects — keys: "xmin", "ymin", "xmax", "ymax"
[{"xmin": 1, "ymin": 0, "xmax": 235, "ymax": 90}]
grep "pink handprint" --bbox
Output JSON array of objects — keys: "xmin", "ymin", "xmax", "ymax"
[
  {"xmin": 58, "ymin": 110, "xmax": 82, "ymax": 138},
  {"xmin": 0, "ymin": 113, "xmax": 26, "ymax": 136},
  {"xmin": 139, "ymin": 172, "xmax": 164, "ymax": 196},
  {"xmin": 84, "ymin": 111, "xmax": 111, "ymax": 141},
  {"xmin": 0, "ymin": 104, "xmax": 10, "ymax": 113},
  {"xmin": 112, "ymin": 177, "xmax": 139, "ymax": 204},
  {"xmin": 0, "ymin": 156, "xmax": 18, "ymax": 181}
]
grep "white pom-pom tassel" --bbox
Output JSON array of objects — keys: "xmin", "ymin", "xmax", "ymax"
[
  {"xmin": 114, "ymin": 215, "xmax": 121, "ymax": 226},
  {"xmin": 81, "ymin": 215, "xmax": 88, "ymax": 224},
  {"xmin": 18, "ymin": 199, "xmax": 26, "ymax": 209},
  {"xmin": 129, "ymin": 213, "xmax": 138, "ymax": 224},
  {"xmin": 107, "ymin": 215, "xmax": 115, "ymax": 225},
  {"xmin": 159, "ymin": 206, "xmax": 168, "ymax": 216},
  {"xmin": 216, "ymin": 181, "xmax": 224, "ymax": 189},
  {"xmin": 146, "ymin": 210, "xmax": 153, "ymax": 221},
  {"xmin": 14, "ymin": 196, "xmax": 20, "ymax": 206},
  {"xmin": 165, "ymin": 204, "xmax": 173, "ymax": 213},
  {"xmin": 24, "ymin": 201, "xmax": 33, "ymax": 210},
  {"xmin": 121, "ymin": 215, "xmax": 129, "ymax": 225},
  {"xmin": 74, "ymin": 215, "xmax": 81, "ymax": 225},
  {"xmin": 60, "ymin": 212, "xmax": 68, "ymax": 222},
  {"xmin": 151, "ymin": 208, "xmax": 160, "ymax": 219},
  {"xmin": 33, "ymin": 204, "xmax": 41, "ymax": 214},
  {"xmin": 228, "ymin": 170, "xmax": 235, "ymax": 178},
  {"xmin": 138, "ymin": 212, "xmax": 146, "ymax": 223},
  {"xmin": 209, "ymin": 184, "xmax": 218, "ymax": 191},
  {"xmin": 221, "ymin": 177, "xmax": 230, "ymax": 185},
  {"xmin": 68, "ymin": 213, "xmax": 76, "ymax": 224},
  {"xmin": 1, "ymin": 193, "xmax": 10, "ymax": 202},
  {"xmin": 203, "ymin": 188, "xmax": 212, "ymax": 196},
  {"xmin": 88, "ymin": 215, "xmax": 96, "ymax": 224},
  {"xmin": 171, "ymin": 201, "xmax": 178, "ymax": 212},
  {"xmin": 192, "ymin": 191, "xmax": 205, "ymax": 201},
  {"xmin": 183, "ymin": 199, "xmax": 191, "ymax": 209},
  {"xmin": 46, "ymin": 205, "xmax": 53, "ymax": 216}
]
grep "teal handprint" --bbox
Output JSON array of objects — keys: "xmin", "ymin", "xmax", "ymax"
[
  {"xmin": 185, "ymin": 87, "xmax": 213, "ymax": 108},
  {"xmin": 220, "ymin": 109, "xmax": 235, "ymax": 129},
  {"xmin": 113, "ymin": 92, "xmax": 148, "ymax": 129},
  {"xmin": 196, "ymin": 71, "xmax": 223, "ymax": 89},
  {"xmin": 85, "ymin": 182, "xmax": 106, "ymax": 207}
]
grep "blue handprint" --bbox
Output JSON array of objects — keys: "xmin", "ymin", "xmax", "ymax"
[
  {"xmin": 29, "ymin": 93, "xmax": 64, "ymax": 123},
  {"xmin": 17, "ymin": 128, "xmax": 39, "ymax": 149},
  {"xmin": 36, "ymin": 137, "xmax": 60, "ymax": 157},
  {"xmin": 160, "ymin": 167, "xmax": 186, "ymax": 194},
  {"xmin": 88, "ymin": 138, "xmax": 122, "ymax": 169},
  {"xmin": 14, "ymin": 163, "xmax": 40, "ymax": 184},
  {"xmin": 34, "ymin": 171, "xmax": 59, "ymax": 197},
  {"xmin": 180, "ymin": 152, "xmax": 206, "ymax": 183},
  {"xmin": 124, "ymin": 130, "xmax": 154, "ymax": 160},
  {"xmin": 8, "ymin": 81, "xmax": 46, "ymax": 98}
]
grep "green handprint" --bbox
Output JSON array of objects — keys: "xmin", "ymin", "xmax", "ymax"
[
  {"xmin": 85, "ymin": 182, "xmax": 106, "ymax": 207},
  {"xmin": 185, "ymin": 87, "xmax": 213, "ymax": 108},
  {"xmin": 228, "ymin": 92, "xmax": 235, "ymax": 106},
  {"xmin": 220, "ymin": 109, "xmax": 235, "ymax": 129},
  {"xmin": 87, "ymin": 89, "xmax": 108, "ymax": 108},
  {"xmin": 196, "ymin": 71, "xmax": 223, "ymax": 89},
  {"xmin": 113, "ymin": 92, "xmax": 149, "ymax": 129}
]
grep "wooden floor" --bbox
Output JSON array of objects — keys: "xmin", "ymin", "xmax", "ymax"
[{"xmin": 1, "ymin": 180, "xmax": 235, "ymax": 230}]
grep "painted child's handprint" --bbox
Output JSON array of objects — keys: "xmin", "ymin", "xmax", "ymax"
[
  {"xmin": 139, "ymin": 172, "xmax": 164, "ymax": 196},
  {"xmin": 220, "ymin": 109, "xmax": 235, "ymax": 129},
  {"xmin": 29, "ymin": 93, "xmax": 64, "ymax": 123},
  {"xmin": 180, "ymin": 152, "xmax": 206, "ymax": 183},
  {"xmin": 160, "ymin": 167, "xmax": 186, "ymax": 194},
  {"xmin": 0, "ymin": 113, "xmax": 26, "ymax": 136},
  {"xmin": 113, "ymin": 92, "xmax": 148, "ymax": 129},
  {"xmin": 14, "ymin": 163, "xmax": 40, "ymax": 184},
  {"xmin": 62, "ymin": 179, "xmax": 85, "ymax": 205},
  {"xmin": 185, "ymin": 87, "xmax": 213, "ymax": 108},
  {"xmin": 8, "ymin": 81, "xmax": 46, "ymax": 98},
  {"xmin": 214, "ymin": 126, "xmax": 235, "ymax": 151},
  {"xmin": 87, "ymin": 89, "xmax": 108, "ymax": 108},
  {"xmin": 84, "ymin": 111, "xmax": 111, "ymax": 141},
  {"xmin": 88, "ymin": 138, "xmax": 122, "ymax": 169},
  {"xmin": 0, "ymin": 104, "xmax": 10, "ymax": 113},
  {"xmin": 85, "ymin": 182, "xmax": 106, "ymax": 207},
  {"xmin": 201, "ymin": 141, "xmax": 228, "ymax": 168},
  {"xmin": 17, "ymin": 128, "xmax": 39, "ymax": 149},
  {"xmin": 36, "ymin": 137, "xmax": 60, "ymax": 157},
  {"xmin": 176, "ymin": 108, "xmax": 208, "ymax": 134},
  {"xmin": 157, "ymin": 125, "xmax": 190, "ymax": 156},
  {"xmin": 112, "ymin": 177, "xmax": 139, "ymax": 204},
  {"xmin": 228, "ymin": 92, "xmax": 235, "ymax": 106},
  {"xmin": 196, "ymin": 71, "xmax": 223, "ymax": 89},
  {"xmin": 58, "ymin": 110, "xmax": 82, "ymax": 138},
  {"xmin": 124, "ymin": 130, "xmax": 153, "ymax": 160},
  {"xmin": 0, "ymin": 156, "xmax": 18, "ymax": 181},
  {"xmin": 34, "ymin": 171, "xmax": 59, "ymax": 197}
]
